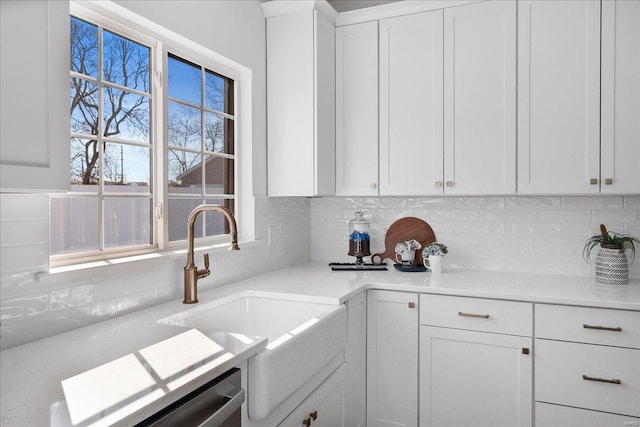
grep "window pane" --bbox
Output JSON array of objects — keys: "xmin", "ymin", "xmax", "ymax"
[
  {"xmin": 103, "ymin": 87, "xmax": 150, "ymax": 142},
  {"xmin": 70, "ymin": 77, "xmax": 99, "ymax": 136},
  {"xmin": 71, "ymin": 138, "xmax": 100, "ymax": 189},
  {"xmin": 103, "ymin": 143, "xmax": 151, "ymax": 192},
  {"xmin": 70, "ymin": 17, "xmax": 98, "ymax": 78},
  {"xmin": 168, "ymin": 101, "xmax": 201, "ymax": 150},
  {"xmin": 168, "ymin": 150, "xmax": 201, "ymax": 193},
  {"xmin": 50, "ymin": 197, "xmax": 99, "ymax": 255},
  {"xmin": 168, "ymin": 55, "xmax": 201, "ymax": 105},
  {"xmin": 204, "ymin": 156, "xmax": 234, "ymax": 195},
  {"xmin": 168, "ymin": 198, "xmax": 203, "ymax": 241},
  {"xmin": 104, "ymin": 198, "xmax": 151, "ymax": 248},
  {"xmin": 204, "ymin": 113, "xmax": 223, "ymax": 152},
  {"xmin": 204, "ymin": 198, "xmax": 234, "ymax": 237},
  {"xmin": 103, "ymin": 30, "xmax": 150, "ymax": 93},
  {"xmin": 205, "ymin": 70, "xmax": 224, "ymax": 112}
]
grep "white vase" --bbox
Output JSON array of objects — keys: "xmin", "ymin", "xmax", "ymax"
[{"xmin": 594, "ymin": 246, "xmax": 629, "ymax": 285}]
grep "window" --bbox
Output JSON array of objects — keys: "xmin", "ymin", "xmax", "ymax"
[
  {"xmin": 166, "ymin": 54, "xmax": 235, "ymax": 242},
  {"xmin": 50, "ymin": 11, "xmax": 236, "ymax": 262}
]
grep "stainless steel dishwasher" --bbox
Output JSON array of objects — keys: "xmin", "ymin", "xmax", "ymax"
[{"xmin": 135, "ymin": 368, "xmax": 244, "ymax": 427}]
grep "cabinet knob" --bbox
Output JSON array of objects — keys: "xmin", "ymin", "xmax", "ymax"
[
  {"xmin": 446, "ymin": 181, "xmax": 454, "ymax": 187},
  {"xmin": 369, "ymin": 183, "xmax": 377, "ymax": 190},
  {"xmin": 605, "ymin": 178, "xmax": 613, "ymax": 185},
  {"xmin": 310, "ymin": 410, "xmax": 318, "ymax": 421},
  {"xmin": 435, "ymin": 181, "xmax": 442, "ymax": 188},
  {"xmin": 303, "ymin": 417, "xmax": 311, "ymax": 427},
  {"xmin": 590, "ymin": 178, "xmax": 598, "ymax": 185},
  {"xmin": 408, "ymin": 302, "xmax": 416, "ymax": 309},
  {"xmin": 522, "ymin": 347, "xmax": 530, "ymax": 355}
]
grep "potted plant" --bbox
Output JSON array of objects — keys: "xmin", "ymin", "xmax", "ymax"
[
  {"xmin": 583, "ymin": 224, "xmax": 639, "ymax": 285},
  {"xmin": 422, "ymin": 242, "xmax": 449, "ymax": 257},
  {"xmin": 422, "ymin": 242, "xmax": 448, "ymax": 274}
]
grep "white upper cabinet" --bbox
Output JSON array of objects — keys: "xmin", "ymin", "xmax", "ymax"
[
  {"xmin": 336, "ymin": 21, "xmax": 379, "ymax": 196},
  {"xmin": 262, "ymin": 1, "xmax": 336, "ymax": 197},
  {"xmin": 601, "ymin": 0, "xmax": 640, "ymax": 194},
  {"xmin": 518, "ymin": 0, "xmax": 601, "ymax": 194},
  {"xmin": 346, "ymin": 1, "xmax": 515, "ymax": 197},
  {"xmin": 379, "ymin": 11, "xmax": 444, "ymax": 196},
  {"xmin": 1, "ymin": 0, "xmax": 70, "ymax": 192},
  {"xmin": 444, "ymin": 1, "xmax": 516, "ymax": 195}
]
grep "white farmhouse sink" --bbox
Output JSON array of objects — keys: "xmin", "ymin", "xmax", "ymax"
[{"xmin": 158, "ymin": 292, "xmax": 347, "ymax": 420}]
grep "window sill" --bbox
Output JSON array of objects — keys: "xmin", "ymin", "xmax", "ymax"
[{"xmin": 47, "ymin": 239, "xmax": 263, "ymax": 276}]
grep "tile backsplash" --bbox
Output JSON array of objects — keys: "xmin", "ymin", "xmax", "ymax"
[
  {"xmin": 310, "ymin": 196, "xmax": 640, "ymax": 278},
  {"xmin": 2, "ymin": 194, "xmax": 639, "ymax": 350},
  {"xmin": 0, "ymin": 196, "xmax": 310, "ymax": 350}
]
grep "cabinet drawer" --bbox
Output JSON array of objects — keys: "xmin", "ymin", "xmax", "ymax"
[
  {"xmin": 420, "ymin": 294, "xmax": 532, "ymax": 336},
  {"xmin": 536, "ymin": 304, "xmax": 640, "ymax": 349},
  {"xmin": 535, "ymin": 339, "xmax": 640, "ymax": 417},
  {"xmin": 536, "ymin": 402, "xmax": 640, "ymax": 427}
]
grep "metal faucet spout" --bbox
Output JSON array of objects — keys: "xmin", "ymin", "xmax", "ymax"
[{"xmin": 184, "ymin": 204, "xmax": 240, "ymax": 304}]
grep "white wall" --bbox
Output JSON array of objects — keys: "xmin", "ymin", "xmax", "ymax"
[{"xmin": 311, "ymin": 195, "xmax": 640, "ymax": 278}]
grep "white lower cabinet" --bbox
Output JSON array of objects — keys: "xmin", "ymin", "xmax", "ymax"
[
  {"xmin": 345, "ymin": 291, "xmax": 366, "ymax": 427},
  {"xmin": 535, "ymin": 304, "xmax": 640, "ymax": 424},
  {"xmin": 536, "ymin": 402, "xmax": 640, "ymax": 427},
  {"xmin": 279, "ymin": 364, "xmax": 346, "ymax": 427},
  {"xmin": 419, "ymin": 294, "xmax": 533, "ymax": 427},
  {"xmin": 367, "ymin": 290, "xmax": 419, "ymax": 427}
]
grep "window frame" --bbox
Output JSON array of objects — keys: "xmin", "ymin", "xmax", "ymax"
[{"xmin": 51, "ymin": 1, "xmax": 249, "ymax": 267}]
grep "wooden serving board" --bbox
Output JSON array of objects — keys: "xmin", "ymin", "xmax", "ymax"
[{"xmin": 371, "ymin": 217, "xmax": 436, "ymax": 266}]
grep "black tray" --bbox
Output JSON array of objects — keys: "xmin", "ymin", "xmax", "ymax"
[
  {"xmin": 393, "ymin": 263, "xmax": 427, "ymax": 272},
  {"xmin": 329, "ymin": 263, "xmax": 388, "ymax": 271}
]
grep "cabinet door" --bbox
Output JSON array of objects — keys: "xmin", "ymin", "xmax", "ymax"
[
  {"xmin": 601, "ymin": 0, "xmax": 640, "ymax": 194},
  {"xmin": 336, "ymin": 22, "xmax": 379, "ymax": 196},
  {"xmin": 420, "ymin": 326, "xmax": 533, "ymax": 427},
  {"xmin": 266, "ymin": 10, "xmax": 315, "ymax": 196},
  {"xmin": 345, "ymin": 291, "xmax": 366, "ymax": 427},
  {"xmin": 518, "ymin": 0, "xmax": 601, "ymax": 194},
  {"xmin": 0, "ymin": 0, "xmax": 70, "ymax": 192},
  {"xmin": 367, "ymin": 290, "xmax": 418, "ymax": 427},
  {"xmin": 444, "ymin": 1, "xmax": 516, "ymax": 195},
  {"xmin": 279, "ymin": 364, "xmax": 346, "ymax": 427},
  {"xmin": 379, "ymin": 11, "xmax": 443, "ymax": 196}
]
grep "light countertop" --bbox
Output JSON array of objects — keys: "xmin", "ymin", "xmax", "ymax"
[{"xmin": 2, "ymin": 262, "xmax": 639, "ymax": 426}]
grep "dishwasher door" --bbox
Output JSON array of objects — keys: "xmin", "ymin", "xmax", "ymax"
[{"xmin": 135, "ymin": 368, "xmax": 244, "ymax": 427}]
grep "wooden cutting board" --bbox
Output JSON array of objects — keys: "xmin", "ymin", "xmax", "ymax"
[{"xmin": 371, "ymin": 217, "xmax": 436, "ymax": 266}]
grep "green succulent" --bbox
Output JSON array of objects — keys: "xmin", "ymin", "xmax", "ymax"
[{"xmin": 583, "ymin": 224, "xmax": 640, "ymax": 263}]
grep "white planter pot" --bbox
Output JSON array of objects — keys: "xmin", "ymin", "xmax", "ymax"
[{"xmin": 594, "ymin": 246, "xmax": 629, "ymax": 285}]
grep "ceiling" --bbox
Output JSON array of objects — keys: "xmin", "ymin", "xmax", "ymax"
[{"xmin": 327, "ymin": 0, "xmax": 404, "ymax": 13}]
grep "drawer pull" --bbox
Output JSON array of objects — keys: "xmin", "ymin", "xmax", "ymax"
[
  {"xmin": 458, "ymin": 311, "xmax": 490, "ymax": 319},
  {"xmin": 583, "ymin": 324, "xmax": 622, "ymax": 332},
  {"xmin": 582, "ymin": 375, "xmax": 621, "ymax": 385}
]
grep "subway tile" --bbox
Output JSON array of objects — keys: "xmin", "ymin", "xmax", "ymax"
[
  {"xmin": 406, "ymin": 197, "xmax": 453, "ymax": 209},
  {"xmin": 506, "ymin": 223, "xmax": 534, "ymax": 235},
  {"xmin": 0, "ymin": 218, "xmax": 48, "ymax": 247},
  {"xmin": 453, "ymin": 197, "xmax": 505, "ymax": 209},
  {"xmin": 454, "ymin": 222, "xmax": 506, "ymax": 234},
  {"xmin": 623, "ymin": 196, "xmax": 640, "ymax": 210},
  {"xmin": 533, "ymin": 210, "xmax": 591, "ymax": 224},
  {"xmin": 364, "ymin": 197, "xmax": 406, "ymax": 208},
  {"xmin": 429, "ymin": 209, "xmax": 479, "ymax": 222},
  {"xmin": 505, "ymin": 196, "xmax": 561, "ymax": 210},
  {"xmin": 592, "ymin": 210, "xmax": 639, "ymax": 225},
  {"xmin": 562, "ymin": 196, "xmax": 624, "ymax": 210},
  {"xmin": 480, "ymin": 210, "xmax": 533, "ymax": 223},
  {"xmin": 0, "ymin": 194, "xmax": 49, "ymax": 220}
]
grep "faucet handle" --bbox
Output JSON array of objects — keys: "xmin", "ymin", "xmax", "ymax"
[{"xmin": 204, "ymin": 253, "xmax": 210, "ymax": 271}]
